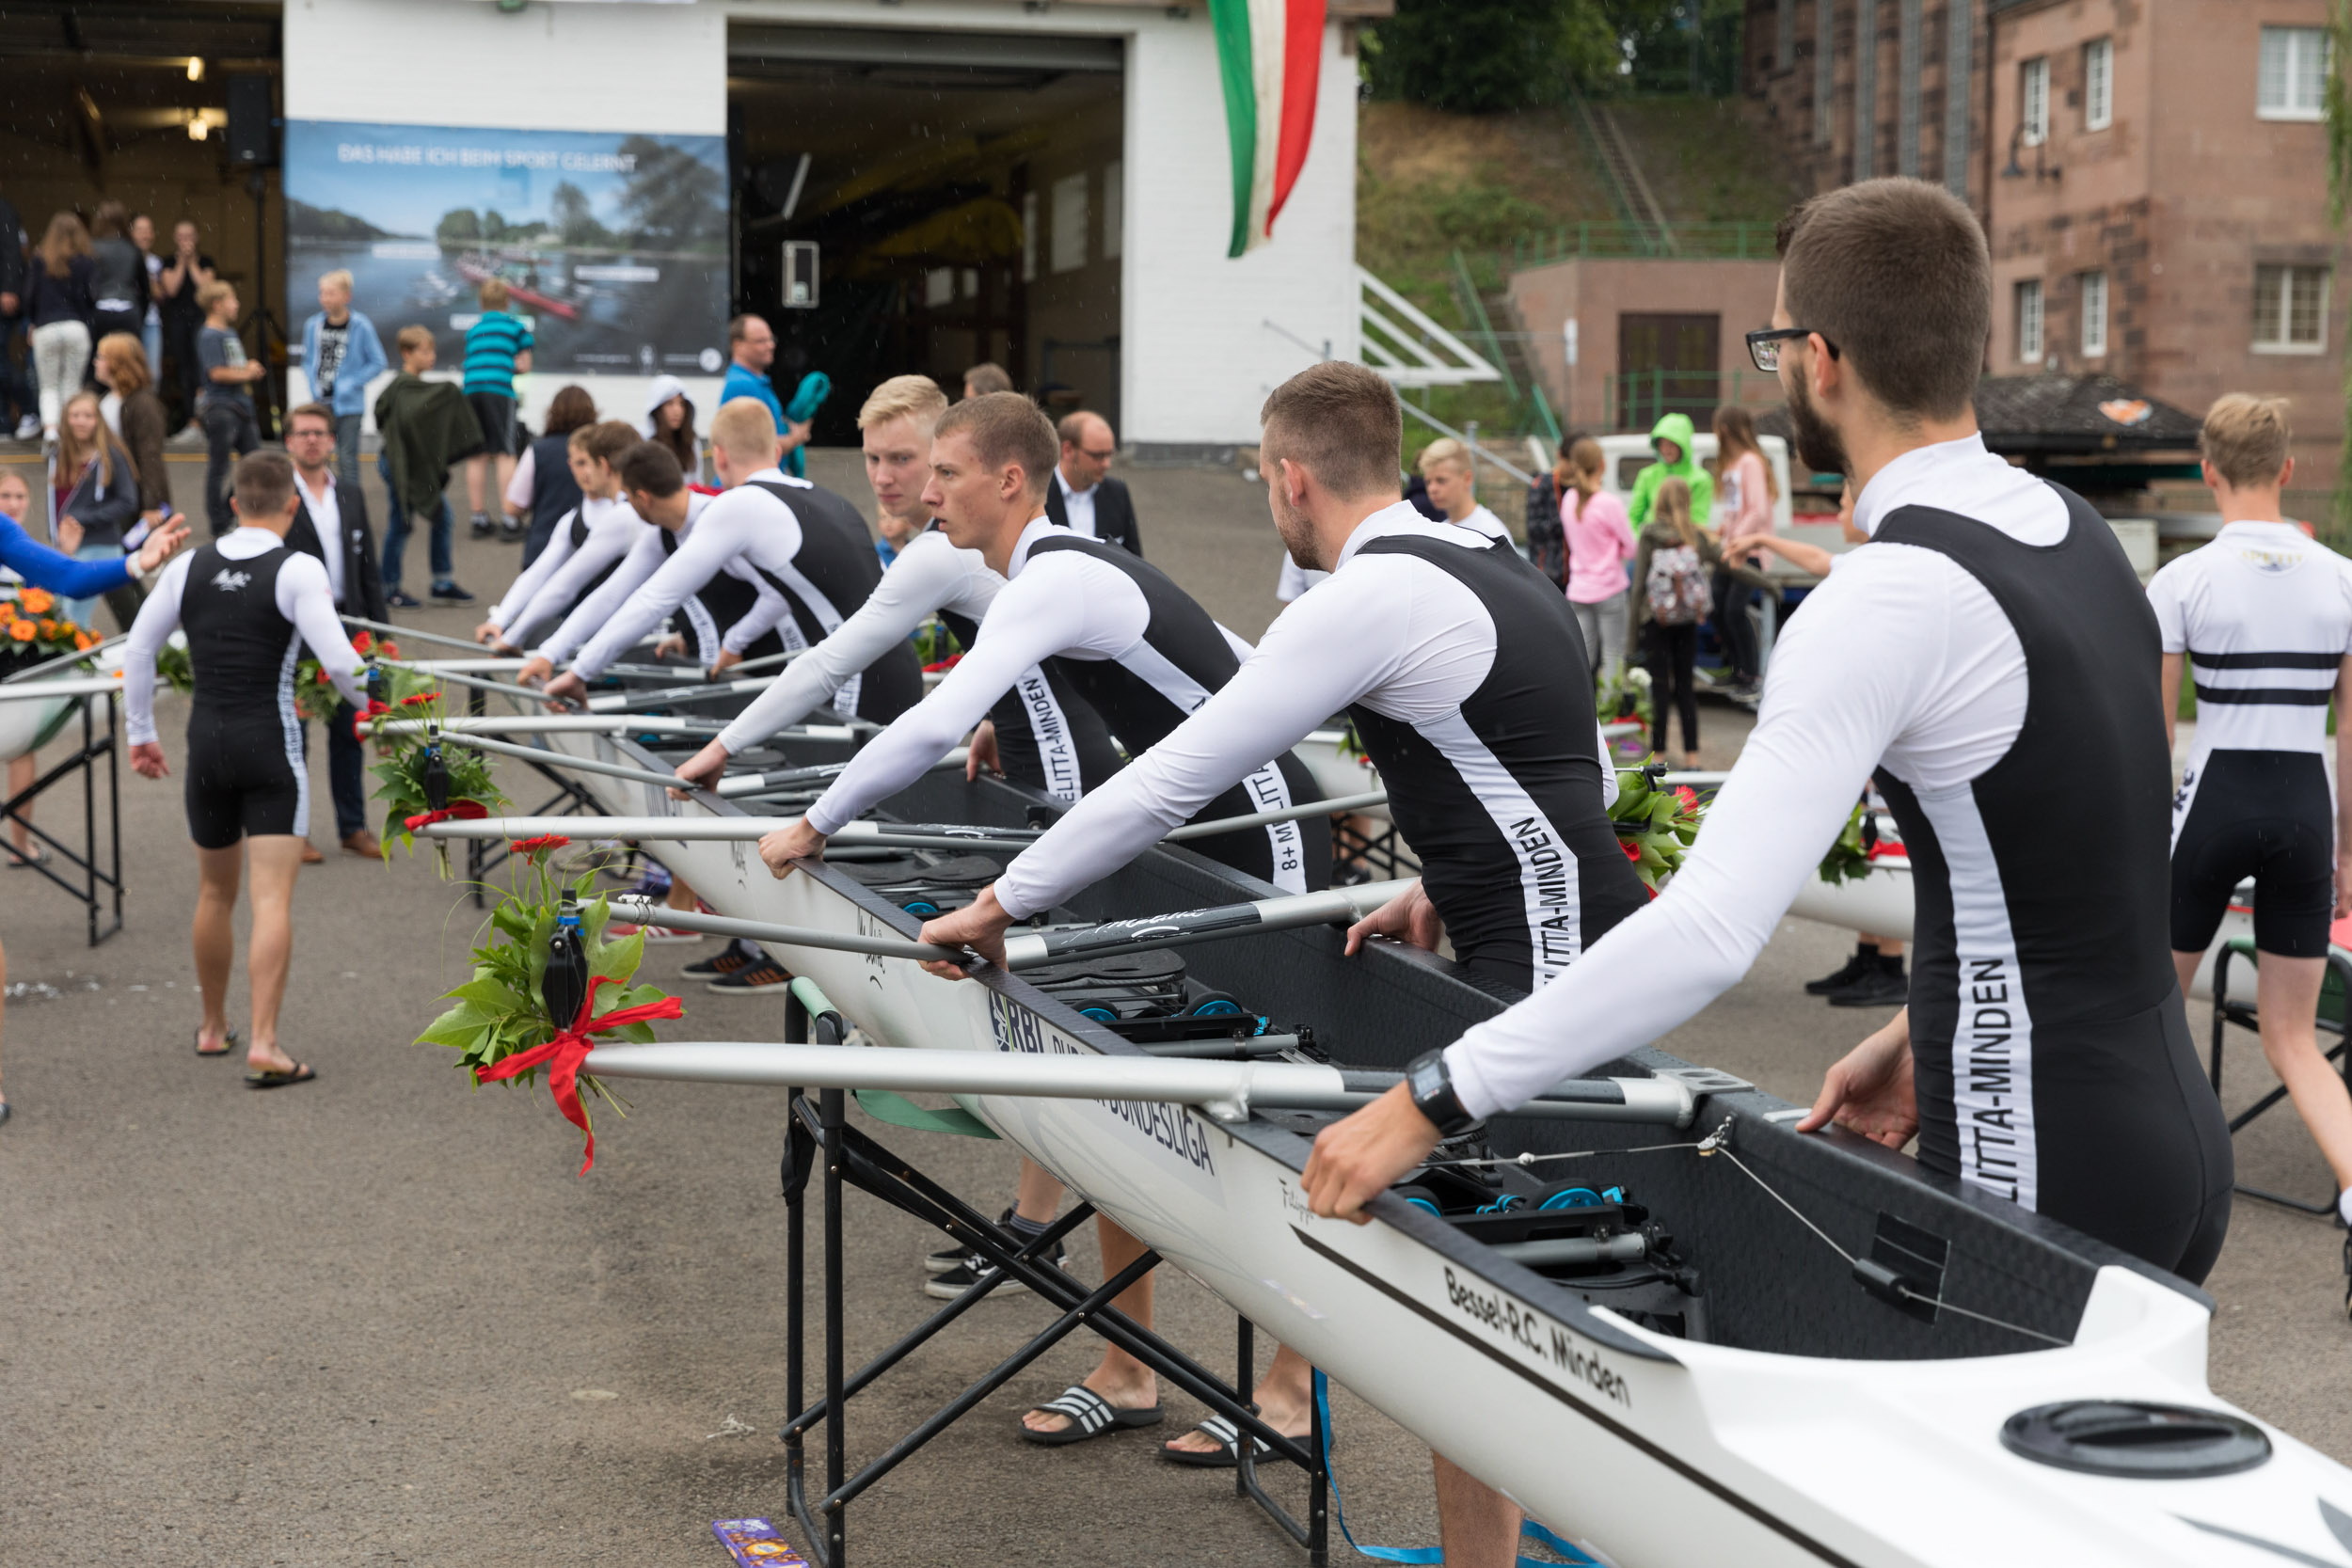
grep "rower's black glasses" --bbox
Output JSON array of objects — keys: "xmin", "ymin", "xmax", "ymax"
[{"xmin": 1745, "ymin": 327, "xmax": 1840, "ymax": 372}]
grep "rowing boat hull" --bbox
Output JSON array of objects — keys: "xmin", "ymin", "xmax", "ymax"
[{"xmin": 545, "ymin": 728, "xmax": 2352, "ymax": 1568}]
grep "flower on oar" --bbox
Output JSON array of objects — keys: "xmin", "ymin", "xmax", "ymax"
[{"xmin": 509, "ymin": 834, "xmax": 571, "ymax": 860}]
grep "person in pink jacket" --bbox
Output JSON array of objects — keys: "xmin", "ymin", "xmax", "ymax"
[
  {"xmin": 1709, "ymin": 405, "xmax": 1778, "ymax": 695},
  {"xmin": 1559, "ymin": 436, "xmax": 1637, "ymax": 682}
]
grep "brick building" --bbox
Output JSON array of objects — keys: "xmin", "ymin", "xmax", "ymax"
[{"xmin": 1741, "ymin": 0, "xmax": 2345, "ymax": 493}]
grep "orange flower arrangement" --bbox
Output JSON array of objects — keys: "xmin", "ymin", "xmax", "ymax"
[
  {"xmin": 8, "ymin": 621, "xmax": 34, "ymax": 642},
  {"xmin": 19, "ymin": 588, "xmax": 55, "ymax": 616}
]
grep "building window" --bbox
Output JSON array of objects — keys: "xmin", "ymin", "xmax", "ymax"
[
  {"xmin": 1854, "ymin": 0, "xmax": 1879, "ymax": 179},
  {"xmin": 2016, "ymin": 278, "xmax": 2044, "ymax": 364},
  {"xmin": 1103, "ymin": 161, "xmax": 1123, "ymax": 261},
  {"xmin": 1813, "ymin": 0, "xmax": 1836, "ymax": 147},
  {"xmin": 1945, "ymin": 0, "xmax": 1975, "ymax": 197},
  {"xmin": 2259, "ymin": 26, "xmax": 2330, "ymax": 121},
  {"xmin": 1898, "ymin": 0, "xmax": 1923, "ymax": 177},
  {"xmin": 2084, "ymin": 38, "xmax": 2113, "ymax": 131},
  {"xmin": 1050, "ymin": 172, "xmax": 1089, "ymax": 275},
  {"xmin": 2079, "ymin": 271, "xmax": 2107, "ymax": 357},
  {"xmin": 2020, "ymin": 55, "xmax": 2049, "ymax": 146},
  {"xmin": 2253, "ymin": 263, "xmax": 2329, "ymax": 352}
]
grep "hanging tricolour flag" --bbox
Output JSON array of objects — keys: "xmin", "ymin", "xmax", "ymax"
[{"xmin": 1209, "ymin": 0, "xmax": 1327, "ymax": 258}]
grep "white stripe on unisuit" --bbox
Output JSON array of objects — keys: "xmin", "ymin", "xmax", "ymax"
[
  {"xmin": 276, "ymin": 633, "xmax": 310, "ymax": 839},
  {"xmin": 677, "ymin": 595, "xmax": 722, "ymax": 669},
  {"xmin": 1013, "ymin": 665, "xmax": 1085, "ymax": 805},
  {"xmin": 1914, "ymin": 783, "xmax": 2039, "ymax": 1211},
  {"xmin": 1111, "ymin": 638, "xmax": 1304, "ymax": 892},
  {"xmin": 1414, "ymin": 709, "xmax": 1579, "ymax": 990}
]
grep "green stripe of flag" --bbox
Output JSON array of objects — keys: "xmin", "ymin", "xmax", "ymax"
[{"xmin": 1209, "ymin": 0, "xmax": 1260, "ymax": 260}]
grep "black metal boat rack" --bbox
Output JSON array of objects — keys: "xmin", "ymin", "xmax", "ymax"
[
  {"xmin": 0, "ymin": 689, "xmax": 123, "ymax": 946},
  {"xmin": 776, "ymin": 983, "xmax": 1330, "ymax": 1568}
]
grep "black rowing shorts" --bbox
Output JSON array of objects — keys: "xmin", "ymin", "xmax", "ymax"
[
  {"xmin": 183, "ymin": 705, "xmax": 309, "ymax": 849},
  {"xmin": 2169, "ymin": 748, "xmax": 2334, "ymax": 959}
]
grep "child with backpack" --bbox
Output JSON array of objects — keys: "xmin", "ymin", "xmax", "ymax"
[{"xmin": 1630, "ymin": 477, "xmax": 1770, "ymax": 767}]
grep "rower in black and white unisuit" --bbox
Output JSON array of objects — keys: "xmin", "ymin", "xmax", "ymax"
[
  {"xmin": 474, "ymin": 420, "xmax": 644, "ymax": 656},
  {"xmin": 671, "ymin": 374, "xmax": 1120, "ymax": 806},
  {"xmin": 1303, "ymin": 178, "xmax": 2236, "ymax": 1339},
  {"xmin": 539, "ymin": 398, "xmax": 924, "ymax": 724},
  {"xmin": 2150, "ymin": 392, "xmax": 2352, "ymax": 1308},
  {"xmin": 755, "ymin": 390, "xmax": 1326, "ymax": 1452},
  {"xmin": 915, "ymin": 361, "xmax": 1646, "ymax": 1549},
  {"xmin": 124, "ymin": 450, "xmax": 370, "ymax": 1089}
]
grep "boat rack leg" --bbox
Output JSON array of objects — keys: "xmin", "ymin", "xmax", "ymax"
[
  {"xmin": 2206, "ymin": 943, "xmax": 2352, "ymax": 1213},
  {"xmin": 0, "ymin": 691, "xmax": 125, "ymax": 945},
  {"xmin": 777, "ymin": 1091, "xmax": 1328, "ymax": 1567}
]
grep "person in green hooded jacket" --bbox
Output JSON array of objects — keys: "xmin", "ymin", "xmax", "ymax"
[{"xmin": 1626, "ymin": 410, "xmax": 1715, "ymax": 531}]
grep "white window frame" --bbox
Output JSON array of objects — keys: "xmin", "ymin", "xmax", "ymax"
[
  {"xmin": 2253, "ymin": 263, "xmax": 2331, "ymax": 355},
  {"xmin": 2084, "ymin": 37, "xmax": 2113, "ymax": 132},
  {"xmin": 2079, "ymin": 270, "xmax": 2107, "ymax": 357},
  {"xmin": 2016, "ymin": 277, "xmax": 2044, "ymax": 364},
  {"xmin": 2258, "ymin": 25, "xmax": 2330, "ymax": 122},
  {"xmin": 2020, "ymin": 55, "xmax": 2050, "ymax": 146}
]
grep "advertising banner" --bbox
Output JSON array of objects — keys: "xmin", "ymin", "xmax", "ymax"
[{"xmin": 282, "ymin": 119, "xmax": 728, "ymax": 378}]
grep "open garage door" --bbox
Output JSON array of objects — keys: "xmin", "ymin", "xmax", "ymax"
[{"xmin": 729, "ymin": 22, "xmax": 1123, "ymax": 445}]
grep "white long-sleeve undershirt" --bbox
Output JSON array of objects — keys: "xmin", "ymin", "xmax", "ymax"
[
  {"xmin": 488, "ymin": 493, "xmax": 637, "ymax": 645},
  {"xmin": 716, "ymin": 526, "xmax": 1000, "ymax": 755},
  {"xmin": 1445, "ymin": 434, "xmax": 2064, "ymax": 1120},
  {"xmin": 991, "ymin": 504, "xmax": 1615, "ymax": 919},
  {"xmin": 124, "ymin": 528, "xmax": 369, "ymax": 746}
]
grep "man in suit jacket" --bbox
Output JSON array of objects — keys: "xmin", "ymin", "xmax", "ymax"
[
  {"xmin": 283, "ymin": 402, "xmax": 388, "ymax": 859},
  {"xmin": 1043, "ymin": 410, "xmax": 1141, "ymax": 557}
]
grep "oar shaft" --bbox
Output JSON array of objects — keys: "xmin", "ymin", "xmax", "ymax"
[
  {"xmin": 578, "ymin": 1042, "xmax": 1695, "ymax": 1126},
  {"xmin": 817, "ymin": 789, "xmax": 1396, "ymax": 855},
  {"xmin": 998, "ymin": 879, "xmax": 1415, "ymax": 970},
  {"xmin": 1162, "ymin": 788, "xmax": 1390, "ymax": 841},
  {"xmin": 712, "ymin": 749, "xmax": 968, "ymax": 797},
  {"xmin": 341, "ymin": 615, "xmax": 482, "ymax": 654},
  {"xmin": 607, "ymin": 897, "xmax": 951, "ymax": 961},
  {"xmin": 380, "ymin": 658, "xmax": 554, "ymax": 705},
  {"xmin": 376, "ymin": 715, "xmax": 723, "ymax": 736},
  {"xmin": 419, "ymin": 816, "xmax": 790, "ymax": 840},
  {"xmin": 439, "ymin": 733, "xmax": 701, "ymax": 792}
]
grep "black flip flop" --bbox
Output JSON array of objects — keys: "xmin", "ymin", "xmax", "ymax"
[
  {"xmin": 1160, "ymin": 1416, "xmax": 1275, "ymax": 1469},
  {"xmin": 245, "ymin": 1063, "xmax": 317, "ymax": 1089},
  {"xmin": 1019, "ymin": 1386, "xmax": 1162, "ymax": 1447},
  {"xmin": 196, "ymin": 1027, "xmax": 240, "ymax": 1058}
]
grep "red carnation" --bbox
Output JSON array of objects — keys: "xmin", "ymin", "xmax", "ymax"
[
  {"xmin": 350, "ymin": 630, "xmax": 373, "ymax": 656},
  {"xmin": 1675, "ymin": 786, "xmax": 1699, "ymax": 813},
  {"xmin": 508, "ymin": 834, "xmax": 571, "ymax": 859},
  {"xmin": 1620, "ymin": 838, "xmax": 1642, "ymax": 863},
  {"xmin": 398, "ymin": 692, "xmax": 437, "ymax": 707},
  {"xmin": 352, "ymin": 698, "xmax": 391, "ymax": 741}
]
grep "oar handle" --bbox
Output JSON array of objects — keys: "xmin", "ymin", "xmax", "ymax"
[
  {"xmin": 607, "ymin": 896, "xmax": 954, "ymax": 961},
  {"xmin": 439, "ymin": 733, "xmax": 698, "ymax": 793},
  {"xmin": 999, "ymin": 879, "xmax": 1416, "ymax": 971}
]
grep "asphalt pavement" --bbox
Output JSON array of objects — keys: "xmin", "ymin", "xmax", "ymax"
[{"xmin": 2, "ymin": 451, "xmax": 2346, "ymax": 1564}]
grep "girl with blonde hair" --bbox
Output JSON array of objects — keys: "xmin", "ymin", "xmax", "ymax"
[
  {"xmin": 1559, "ymin": 435, "xmax": 1637, "ymax": 682},
  {"xmin": 1630, "ymin": 475, "xmax": 1771, "ymax": 768},
  {"xmin": 25, "ymin": 213, "xmax": 97, "ymax": 443}
]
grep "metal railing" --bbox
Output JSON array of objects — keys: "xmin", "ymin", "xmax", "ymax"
[
  {"xmin": 1605, "ymin": 367, "xmax": 1782, "ymax": 432},
  {"xmin": 1507, "ymin": 221, "xmax": 1783, "ymax": 270}
]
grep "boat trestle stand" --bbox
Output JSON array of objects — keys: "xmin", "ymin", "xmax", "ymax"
[
  {"xmin": 454, "ymin": 688, "xmax": 610, "ymax": 908},
  {"xmin": 778, "ymin": 986, "xmax": 1330, "ymax": 1568}
]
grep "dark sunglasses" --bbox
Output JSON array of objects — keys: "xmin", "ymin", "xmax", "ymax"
[{"xmin": 1745, "ymin": 327, "xmax": 1840, "ymax": 372}]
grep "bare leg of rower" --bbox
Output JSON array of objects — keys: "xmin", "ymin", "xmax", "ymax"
[
  {"xmin": 1022, "ymin": 1216, "xmax": 1157, "ymax": 1433},
  {"xmin": 193, "ymin": 844, "xmax": 243, "ymax": 1052},
  {"xmin": 240, "ymin": 838, "xmax": 306, "ymax": 1073},
  {"xmin": 1014, "ymin": 1157, "xmax": 1060, "ymax": 1225},
  {"xmin": 1434, "ymin": 1452, "xmax": 1522, "ymax": 1568},
  {"xmin": 2174, "ymin": 947, "xmax": 2352, "ymax": 1195},
  {"xmin": 1164, "ymin": 1342, "xmax": 1313, "ymax": 1458}
]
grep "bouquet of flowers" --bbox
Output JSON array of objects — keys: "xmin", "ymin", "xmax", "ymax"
[
  {"xmin": 415, "ymin": 834, "xmax": 682, "ymax": 1173},
  {"xmin": 913, "ymin": 616, "xmax": 961, "ymax": 673},
  {"xmin": 358, "ymin": 666, "xmax": 508, "ymax": 864},
  {"xmin": 0, "ymin": 590, "xmax": 102, "ymax": 667},
  {"xmin": 1816, "ymin": 801, "xmax": 1905, "ymax": 885},
  {"xmin": 1610, "ymin": 763, "xmax": 1704, "ymax": 892},
  {"xmin": 288, "ymin": 628, "xmax": 405, "ymax": 723}
]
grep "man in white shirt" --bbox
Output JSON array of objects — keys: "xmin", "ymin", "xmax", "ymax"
[
  {"xmin": 2149, "ymin": 394, "xmax": 2352, "ymax": 1288},
  {"xmin": 1043, "ymin": 411, "xmax": 1141, "ymax": 556},
  {"xmin": 283, "ymin": 401, "xmax": 386, "ymax": 859},
  {"xmin": 1302, "ymin": 178, "xmax": 2233, "ymax": 1294}
]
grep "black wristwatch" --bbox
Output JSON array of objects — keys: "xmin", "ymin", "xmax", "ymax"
[{"xmin": 1405, "ymin": 1048, "xmax": 1479, "ymax": 1137}]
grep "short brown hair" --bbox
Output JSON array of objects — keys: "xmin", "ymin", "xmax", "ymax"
[
  {"xmin": 285, "ymin": 401, "xmax": 335, "ymax": 434},
  {"xmin": 726, "ymin": 312, "xmax": 768, "ymax": 346},
  {"xmin": 580, "ymin": 420, "xmax": 642, "ymax": 467},
  {"xmin": 544, "ymin": 384, "xmax": 597, "ymax": 437},
  {"xmin": 478, "ymin": 277, "xmax": 510, "ymax": 310},
  {"xmin": 395, "ymin": 324, "xmax": 434, "ymax": 356},
  {"xmin": 1777, "ymin": 178, "xmax": 1990, "ymax": 421},
  {"xmin": 934, "ymin": 391, "xmax": 1057, "ymax": 499},
  {"xmin": 96, "ymin": 332, "xmax": 151, "ymax": 396},
  {"xmin": 619, "ymin": 441, "xmax": 687, "ymax": 499},
  {"xmin": 963, "ymin": 362, "xmax": 1013, "ymax": 397},
  {"xmin": 1258, "ymin": 362, "xmax": 1403, "ymax": 500},
  {"xmin": 231, "ymin": 451, "xmax": 296, "ymax": 521},
  {"xmin": 2201, "ymin": 393, "xmax": 2293, "ymax": 487},
  {"xmin": 1056, "ymin": 410, "xmax": 1111, "ymax": 449}
]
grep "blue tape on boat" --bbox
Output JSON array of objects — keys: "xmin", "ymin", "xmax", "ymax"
[
  {"xmin": 1312, "ymin": 1371, "xmax": 1595, "ymax": 1566},
  {"xmin": 1539, "ymin": 1188, "xmax": 1601, "ymax": 1210}
]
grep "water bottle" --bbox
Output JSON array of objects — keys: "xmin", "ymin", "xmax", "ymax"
[{"xmin": 544, "ymin": 888, "xmax": 589, "ymax": 1030}]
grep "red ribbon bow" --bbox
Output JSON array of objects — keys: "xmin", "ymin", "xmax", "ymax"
[
  {"xmin": 404, "ymin": 800, "xmax": 489, "ymax": 832},
  {"xmin": 473, "ymin": 974, "xmax": 685, "ymax": 1174}
]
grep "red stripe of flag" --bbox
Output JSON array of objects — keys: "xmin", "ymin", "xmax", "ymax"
[{"xmin": 1265, "ymin": 0, "xmax": 1326, "ymax": 233}]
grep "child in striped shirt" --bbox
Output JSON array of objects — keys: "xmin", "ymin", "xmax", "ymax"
[{"xmin": 462, "ymin": 277, "xmax": 533, "ymax": 539}]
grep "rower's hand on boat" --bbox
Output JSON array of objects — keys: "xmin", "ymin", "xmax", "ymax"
[
  {"xmin": 472, "ymin": 620, "xmax": 501, "ymax": 645},
  {"xmin": 758, "ymin": 818, "xmax": 828, "ymax": 879},
  {"xmin": 671, "ymin": 739, "xmax": 731, "ymax": 800},
  {"xmin": 1343, "ymin": 879, "xmax": 1439, "ymax": 958},
  {"xmin": 515, "ymin": 656, "xmax": 555, "ymax": 688},
  {"xmin": 129, "ymin": 741, "xmax": 168, "ymax": 780},
  {"xmin": 652, "ymin": 634, "xmax": 687, "ymax": 661},
  {"xmin": 1794, "ymin": 1009, "xmax": 1919, "ymax": 1149},
  {"xmin": 965, "ymin": 721, "xmax": 1001, "ymax": 782},
  {"xmin": 1302, "ymin": 1084, "xmax": 1441, "ymax": 1225},
  {"xmin": 542, "ymin": 671, "xmax": 588, "ymax": 710},
  {"xmin": 134, "ymin": 516, "xmax": 190, "ymax": 575},
  {"xmin": 707, "ymin": 647, "xmax": 742, "ymax": 680},
  {"xmin": 917, "ymin": 889, "xmax": 1011, "ymax": 978}
]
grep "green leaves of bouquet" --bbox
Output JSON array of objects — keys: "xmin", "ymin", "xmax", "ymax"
[
  {"xmin": 1611, "ymin": 764, "xmax": 1703, "ymax": 891},
  {"xmin": 417, "ymin": 874, "xmax": 667, "ymax": 1117},
  {"xmin": 1817, "ymin": 800, "xmax": 1875, "ymax": 886}
]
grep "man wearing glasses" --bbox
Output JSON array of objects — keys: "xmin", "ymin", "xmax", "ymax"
[
  {"xmin": 283, "ymin": 402, "xmax": 387, "ymax": 859},
  {"xmin": 1045, "ymin": 411, "xmax": 1142, "ymax": 557},
  {"xmin": 1303, "ymin": 178, "xmax": 2234, "ymax": 1322}
]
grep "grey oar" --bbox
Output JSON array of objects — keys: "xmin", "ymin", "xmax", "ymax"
[
  {"xmin": 438, "ymin": 733, "xmax": 716, "ymax": 793},
  {"xmin": 341, "ymin": 615, "xmax": 482, "ymax": 655},
  {"xmin": 376, "ymin": 715, "xmax": 725, "ymax": 737},
  {"xmin": 713, "ymin": 749, "xmax": 970, "ymax": 797},
  {"xmin": 578, "ymin": 1041, "xmax": 1697, "ymax": 1128},
  {"xmin": 603, "ymin": 879, "xmax": 1414, "ymax": 973},
  {"xmin": 379, "ymin": 658, "xmax": 558, "ymax": 706}
]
